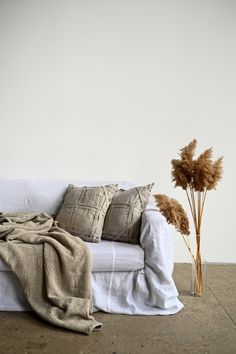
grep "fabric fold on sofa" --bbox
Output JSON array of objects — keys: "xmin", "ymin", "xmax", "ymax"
[
  {"xmin": 0, "ymin": 212, "xmax": 102, "ymax": 334},
  {"xmin": 92, "ymin": 209, "xmax": 184, "ymax": 315}
]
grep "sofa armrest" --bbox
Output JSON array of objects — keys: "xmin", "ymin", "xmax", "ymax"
[
  {"xmin": 138, "ymin": 209, "xmax": 182, "ymax": 311},
  {"xmin": 140, "ymin": 209, "xmax": 174, "ymax": 274}
]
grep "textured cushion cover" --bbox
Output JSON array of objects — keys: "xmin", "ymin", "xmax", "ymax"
[
  {"xmin": 56, "ymin": 184, "xmax": 118, "ymax": 243},
  {"xmin": 102, "ymin": 183, "xmax": 154, "ymax": 244}
]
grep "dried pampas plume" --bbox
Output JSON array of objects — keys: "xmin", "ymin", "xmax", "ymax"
[
  {"xmin": 154, "ymin": 194, "xmax": 190, "ymax": 236},
  {"xmin": 207, "ymin": 156, "xmax": 224, "ymax": 190},
  {"xmin": 171, "ymin": 139, "xmax": 197, "ymax": 190},
  {"xmin": 192, "ymin": 148, "xmax": 213, "ymax": 191},
  {"xmin": 171, "ymin": 139, "xmax": 223, "ymax": 191}
]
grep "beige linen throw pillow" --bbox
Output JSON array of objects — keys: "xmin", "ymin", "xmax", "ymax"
[
  {"xmin": 56, "ymin": 184, "xmax": 118, "ymax": 242},
  {"xmin": 102, "ymin": 183, "xmax": 154, "ymax": 244}
]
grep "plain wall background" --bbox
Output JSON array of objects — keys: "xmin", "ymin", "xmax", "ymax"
[{"xmin": 0, "ymin": 0, "xmax": 235, "ymax": 262}]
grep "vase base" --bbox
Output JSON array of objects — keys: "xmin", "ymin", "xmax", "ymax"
[{"xmin": 190, "ymin": 260, "xmax": 207, "ymax": 296}]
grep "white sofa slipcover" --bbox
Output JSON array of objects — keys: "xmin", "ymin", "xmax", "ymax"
[{"xmin": 0, "ymin": 179, "xmax": 183, "ymax": 315}]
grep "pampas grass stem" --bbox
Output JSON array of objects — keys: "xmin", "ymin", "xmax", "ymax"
[
  {"xmin": 182, "ymin": 234, "xmax": 195, "ymax": 265},
  {"xmin": 186, "ymin": 189, "xmax": 195, "ymax": 222},
  {"xmin": 200, "ymin": 189, "xmax": 207, "ymax": 223},
  {"xmin": 190, "ymin": 188, "xmax": 198, "ymax": 232},
  {"xmin": 197, "ymin": 192, "xmax": 201, "ymax": 235}
]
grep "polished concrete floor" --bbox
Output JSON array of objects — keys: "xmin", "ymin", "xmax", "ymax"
[{"xmin": 0, "ymin": 264, "xmax": 235, "ymax": 354}]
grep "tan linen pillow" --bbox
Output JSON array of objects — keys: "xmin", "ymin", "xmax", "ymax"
[
  {"xmin": 102, "ymin": 183, "xmax": 154, "ymax": 244},
  {"xmin": 56, "ymin": 184, "xmax": 118, "ymax": 243}
]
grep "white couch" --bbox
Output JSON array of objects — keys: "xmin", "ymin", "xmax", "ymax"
[{"xmin": 0, "ymin": 179, "xmax": 183, "ymax": 315}]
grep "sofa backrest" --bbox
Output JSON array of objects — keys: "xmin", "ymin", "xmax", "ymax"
[{"xmin": 0, "ymin": 179, "xmax": 135, "ymax": 215}]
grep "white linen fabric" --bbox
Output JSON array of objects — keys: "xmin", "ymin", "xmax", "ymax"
[
  {"xmin": 0, "ymin": 179, "xmax": 135, "ymax": 215},
  {"xmin": 92, "ymin": 210, "xmax": 183, "ymax": 314},
  {"xmin": 0, "ymin": 179, "xmax": 183, "ymax": 315},
  {"xmin": 86, "ymin": 241, "xmax": 144, "ymax": 271}
]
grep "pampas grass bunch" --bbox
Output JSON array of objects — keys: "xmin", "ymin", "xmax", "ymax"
[{"xmin": 156, "ymin": 139, "xmax": 223, "ymax": 296}]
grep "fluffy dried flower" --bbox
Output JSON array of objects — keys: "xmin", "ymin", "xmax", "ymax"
[
  {"xmin": 171, "ymin": 139, "xmax": 197, "ymax": 190},
  {"xmin": 192, "ymin": 148, "xmax": 214, "ymax": 191},
  {"xmin": 207, "ymin": 157, "xmax": 223, "ymax": 190},
  {"xmin": 171, "ymin": 140, "xmax": 223, "ymax": 192},
  {"xmin": 154, "ymin": 194, "xmax": 190, "ymax": 236}
]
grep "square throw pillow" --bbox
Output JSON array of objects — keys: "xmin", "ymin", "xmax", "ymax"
[
  {"xmin": 56, "ymin": 184, "xmax": 118, "ymax": 243},
  {"xmin": 102, "ymin": 183, "xmax": 154, "ymax": 244}
]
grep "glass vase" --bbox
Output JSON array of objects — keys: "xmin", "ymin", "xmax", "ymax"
[{"xmin": 190, "ymin": 259, "xmax": 207, "ymax": 296}]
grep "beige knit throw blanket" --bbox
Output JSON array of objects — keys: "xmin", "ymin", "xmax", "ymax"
[{"xmin": 0, "ymin": 212, "xmax": 102, "ymax": 335}]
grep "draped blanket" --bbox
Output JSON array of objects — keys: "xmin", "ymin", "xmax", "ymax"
[{"xmin": 0, "ymin": 212, "xmax": 102, "ymax": 335}]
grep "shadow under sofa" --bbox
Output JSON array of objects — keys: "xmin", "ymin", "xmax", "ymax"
[{"xmin": 0, "ymin": 179, "xmax": 183, "ymax": 315}]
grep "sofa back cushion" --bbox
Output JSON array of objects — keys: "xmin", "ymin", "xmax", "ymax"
[
  {"xmin": 102, "ymin": 183, "xmax": 154, "ymax": 244},
  {"xmin": 0, "ymin": 179, "xmax": 134, "ymax": 215},
  {"xmin": 56, "ymin": 184, "xmax": 118, "ymax": 243}
]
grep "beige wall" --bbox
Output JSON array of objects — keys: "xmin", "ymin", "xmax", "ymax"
[{"xmin": 0, "ymin": 0, "xmax": 235, "ymax": 262}]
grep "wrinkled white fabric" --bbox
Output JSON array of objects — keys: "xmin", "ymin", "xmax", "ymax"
[
  {"xmin": 0, "ymin": 179, "xmax": 135, "ymax": 215},
  {"xmin": 0, "ymin": 272, "xmax": 31, "ymax": 311},
  {"xmin": 92, "ymin": 209, "xmax": 183, "ymax": 314},
  {"xmin": 87, "ymin": 241, "xmax": 144, "ymax": 272}
]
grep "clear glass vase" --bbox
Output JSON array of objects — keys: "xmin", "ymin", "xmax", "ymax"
[{"xmin": 190, "ymin": 259, "xmax": 207, "ymax": 296}]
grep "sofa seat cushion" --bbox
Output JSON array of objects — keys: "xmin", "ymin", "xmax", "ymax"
[
  {"xmin": 0, "ymin": 240, "xmax": 144, "ymax": 273},
  {"xmin": 86, "ymin": 240, "xmax": 144, "ymax": 271}
]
